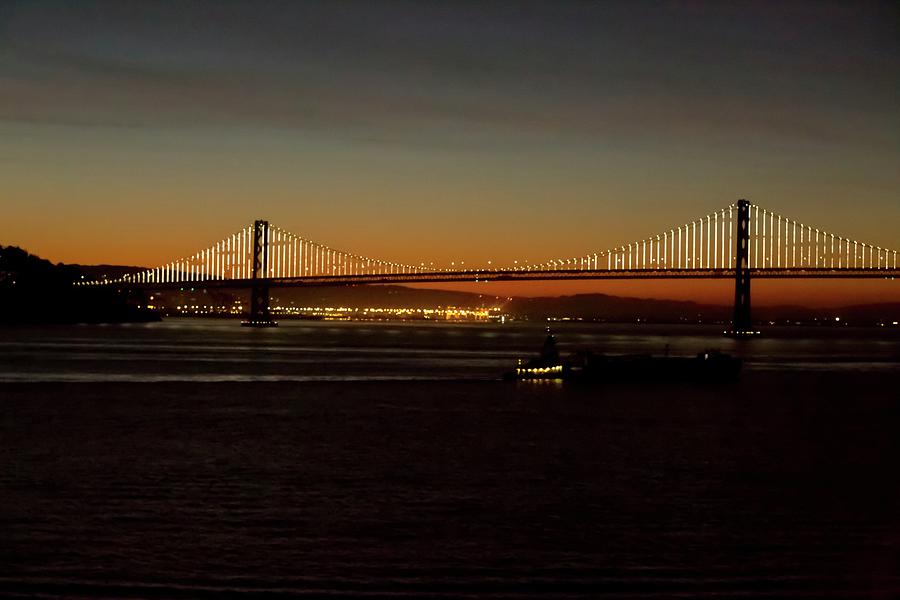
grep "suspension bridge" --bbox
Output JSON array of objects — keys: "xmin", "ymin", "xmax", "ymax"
[{"xmin": 78, "ymin": 200, "xmax": 898, "ymax": 335}]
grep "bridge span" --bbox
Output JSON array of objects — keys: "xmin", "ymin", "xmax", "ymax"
[
  {"xmin": 125, "ymin": 267, "xmax": 899, "ymax": 290},
  {"xmin": 79, "ymin": 200, "xmax": 898, "ymax": 335}
]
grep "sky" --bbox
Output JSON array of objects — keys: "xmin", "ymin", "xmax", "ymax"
[{"xmin": 1, "ymin": 1, "xmax": 898, "ymax": 306}]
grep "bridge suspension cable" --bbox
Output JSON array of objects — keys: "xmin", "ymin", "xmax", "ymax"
[
  {"xmin": 744, "ymin": 204, "xmax": 897, "ymax": 271},
  {"xmin": 77, "ymin": 202, "xmax": 898, "ymax": 288},
  {"xmin": 78, "ymin": 221, "xmax": 430, "ymax": 286},
  {"xmin": 519, "ymin": 204, "xmax": 739, "ymax": 273},
  {"xmin": 512, "ymin": 202, "xmax": 897, "ymax": 274}
]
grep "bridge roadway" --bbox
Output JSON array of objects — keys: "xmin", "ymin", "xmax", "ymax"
[{"xmin": 117, "ymin": 268, "xmax": 900, "ymax": 290}]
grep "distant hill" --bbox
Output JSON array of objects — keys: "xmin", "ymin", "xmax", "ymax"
[
  {"xmin": 71, "ymin": 263, "xmax": 147, "ymax": 282},
  {"xmin": 264, "ymin": 287, "xmax": 899, "ymax": 326},
  {"xmin": 505, "ymin": 293, "xmax": 728, "ymax": 323},
  {"xmin": 269, "ymin": 285, "xmax": 505, "ymax": 310},
  {"xmin": 0, "ymin": 246, "xmax": 81, "ymax": 288},
  {"xmin": 819, "ymin": 303, "xmax": 900, "ymax": 325},
  {"xmin": 0, "ymin": 246, "xmax": 157, "ymax": 324}
]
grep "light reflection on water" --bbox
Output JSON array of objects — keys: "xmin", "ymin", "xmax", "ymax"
[{"xmin": 1, "ymin": 319, "xmax": 898, "ymax": 382}]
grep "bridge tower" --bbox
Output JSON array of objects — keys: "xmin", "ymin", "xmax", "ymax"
[
  {"xmin": 726, "ymin": 199, "xmax": 756, "ymax": 337},
  {"xmin": 242, "ymin": 219, "xmax": 277, "ymax": 328}
]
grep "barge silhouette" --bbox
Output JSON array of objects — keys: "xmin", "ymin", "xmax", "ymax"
[{"xmin": 505, "ymin": 329, "xmax": 741, "ymax": 383}]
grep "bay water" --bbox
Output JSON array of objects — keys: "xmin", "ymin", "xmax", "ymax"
[{"xmin": 1, "ymin": 320, "xmax": 898, "ymax": 598}]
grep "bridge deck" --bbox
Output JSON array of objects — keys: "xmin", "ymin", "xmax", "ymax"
[{"xmin": 111, "ymin": 268, "xmax": 900, "ymax": 290}]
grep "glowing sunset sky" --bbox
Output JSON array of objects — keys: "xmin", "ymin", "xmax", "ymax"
[{"xmin": 1, "ymin": 1, "xmax": 898, "ymax": 305}]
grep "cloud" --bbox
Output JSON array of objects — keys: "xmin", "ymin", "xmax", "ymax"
[{"xmin": 0, "ymin": 1, "xmax": 897, "ymax": 153}]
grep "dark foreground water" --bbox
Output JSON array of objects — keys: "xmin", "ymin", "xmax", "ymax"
[{"xmin": 1, "ymin": 320, "xmax": 899, "ymax": 598}]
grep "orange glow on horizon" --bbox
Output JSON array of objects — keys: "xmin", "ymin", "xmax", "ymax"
[
  {"xmin": 411, "ymin": 279, "xmax": 900, "ymax": 308},
  {"xmin": 6, "ymin": 220, "xmax": 899, "ymax": 308}
]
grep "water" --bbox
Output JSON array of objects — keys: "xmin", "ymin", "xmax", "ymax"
[
  {"xmin": 3, "ymin": 320, "xmax": 898, "ymax": 383},
  {"xmin": 1, "ymin": 320, "xmax": 899, "ymax": 598}
]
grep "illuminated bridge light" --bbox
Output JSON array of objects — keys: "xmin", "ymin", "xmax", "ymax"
[{"xmin": 77, "ymin": 209, "xmax": 898, "ymax": 289}]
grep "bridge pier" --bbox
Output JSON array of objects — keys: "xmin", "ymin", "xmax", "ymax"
[
  {"xmin": 726, "ymin": 199, "xmax": 758, "ymax": 338},
  {"xmin": 242, "ymin": 219, "xmax": 277, "ymax": 328}
]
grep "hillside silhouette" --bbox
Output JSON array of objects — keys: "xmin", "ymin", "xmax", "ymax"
[{"xmin": 0, "ymin": 246, "xmax": 157, "ymax": 324}]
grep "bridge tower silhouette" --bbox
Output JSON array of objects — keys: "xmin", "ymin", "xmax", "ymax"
[
  {"xmin": 244, "ymin": 220, "xmax": 276, "ymax": 327},
  {"xmin": 728, "ymin": 199, "xmax": 755, "ymax": 337}
]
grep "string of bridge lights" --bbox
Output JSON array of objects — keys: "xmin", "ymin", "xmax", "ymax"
[
  {"xmin": 78, "ymin": 224, "xmax": 431, "ymax": 286},
  {"xmin": 78, "ymin": 202, "xmax": 898, "ymax": 287},
  {"xmin": 520, "ymin": 202, "xmax": 897, "ymax": 273}
]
